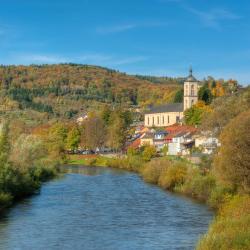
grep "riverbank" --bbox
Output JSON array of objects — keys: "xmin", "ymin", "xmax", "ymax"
[
  {"xmin": 0, "ymin": 165, "xmax": 58, "ymax": 213},
  {"xmin": 68, "ymin": 154, "xmax": 250, "ymax": 250},
  {"xmin": 0, "ymin": 121, "xmax": 65, "ymax": 214}
]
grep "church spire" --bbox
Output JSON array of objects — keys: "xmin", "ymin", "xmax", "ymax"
[{"xmin": 189, "ymin": 66, "xmax": 193, "ymax": 76}]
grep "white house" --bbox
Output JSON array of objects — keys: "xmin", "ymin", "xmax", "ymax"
[{"xmin": 168, "ymin": 131, "xmax": 195, "ymax": 156}]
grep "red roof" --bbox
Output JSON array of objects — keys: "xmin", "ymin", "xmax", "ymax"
[
  {"xmin": 165, "ymin": 125, "xmax": 197, "ymax": 134},
  {"xmin": 164, "ymin": 125, "xmax": 197, "ymax": 142},
  {"xmin": 127, "ymin": 138, "xmax": 141, "ymax": 149}
]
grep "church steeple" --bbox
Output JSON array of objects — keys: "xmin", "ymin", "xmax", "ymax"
[
  {"xmin": 183, "ymin": 68, "xmax": 198, "ymax": 111},
  {"xmin": 189, "ymin": 66, "xmax": 193, "ymax": 77}
]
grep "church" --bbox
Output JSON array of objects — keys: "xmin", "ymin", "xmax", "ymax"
[{"xmin": 144, "ymin": 68, "xmax": 199, "ymax": 127}]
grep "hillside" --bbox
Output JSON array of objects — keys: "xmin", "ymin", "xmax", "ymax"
[{"xmin": 0, "ymin": 64, "xmax": 181, "ymax": 123}]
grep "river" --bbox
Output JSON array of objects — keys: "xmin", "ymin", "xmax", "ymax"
[{"xmin": 0, "ymin": 166, "xmax": 213, "ymax": 250}]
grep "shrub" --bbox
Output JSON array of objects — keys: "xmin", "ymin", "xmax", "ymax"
[
  {"xmin": 142, "ymin": 145, "xmax": 157, "ymax": 161},
  {"xmin": 142, "ymin": 158, "xmax": 170, "ymax": 184},
  {"xmin": 181, "ymin": 169, "xmax": 216, "ymax": 201},
  {"xmin": 208, "ymin": 185, "xmax": 234, "ymax": 209},
  {"xmin": 197, "ymin": 195, "xmax": 250, "ymax": 250},
  {"xmin": 158, "ymin": 162, "xmax": 188, "ymax": 190},
  {"xmin": 0, "ymin": 192, "xmax": 13, "ymax": 209}
]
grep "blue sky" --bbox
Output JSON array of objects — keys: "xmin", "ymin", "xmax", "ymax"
[{"xmin": 0, "ymin": 0, "xmax": 249, "ymax": 84}]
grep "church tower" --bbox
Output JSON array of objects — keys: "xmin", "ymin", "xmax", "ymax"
[{"xmin": 183, "ymin": 67, "xmax": 199, "ymax": 111}]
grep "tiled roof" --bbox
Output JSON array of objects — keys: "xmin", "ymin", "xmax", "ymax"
[
  {"xmin": 141, "ymin": 132, "xmax": 154, "ymax": 139},
  {"xmin": 127, "ymin": 138, "xmax": 141, "ymax": 149},
  {"xmin": 145, "ymin": 103, "xmax": 183, "ymax": 114},
  {"xmin": 165, "ymin": 125, "xmax": 197, "ymax": 134}
]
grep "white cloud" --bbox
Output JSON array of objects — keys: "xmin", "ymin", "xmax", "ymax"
[
  {"xmin": 96, "ymin": 21, "xmax": 169, "ymax": 34},
  {"xmin": 158, "ymin": 0, "xmax": 241, "ymax": 29},
  {"xmin": 9, "ymin": 53, "xmax": 68, "ymax": 64},
  {"xmin": 185, "ymin": 6, "xmax": 241, "ymax": 28},
  {"xmin": 96, "ymin": 24, "xmax": 137, "ymax": 34},
  {"xmin": 75, "ymin": 53, "xmax": 148, "ymax": 66}
]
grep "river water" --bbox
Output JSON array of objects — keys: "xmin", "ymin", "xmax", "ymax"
[{"xmin": 0, "ymin": 166, "xmax": 213, "ymax": 250}]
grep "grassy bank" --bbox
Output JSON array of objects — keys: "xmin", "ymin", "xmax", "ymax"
[
  {"xmin": 197, "ymin": 195, "xmax": 250, "ymax": 250},
  {"xmin": 0, "ymin": 121, "xmax": 64, "ymax": 213},
  {"xmin": 0, "ymin": 165, "xmax": 58, "ymax": 212},
  {"xmin": 68, "ymin": 154, "xmax": 110, "ymax": 167}
]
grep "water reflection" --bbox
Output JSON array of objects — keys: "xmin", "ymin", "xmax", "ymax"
[{"xmin": 60, "ymin": 165, "xmax": 126, "ymax": 176}]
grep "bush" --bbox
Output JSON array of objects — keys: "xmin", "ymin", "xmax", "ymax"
[
  {"xmin": 0, "ymin": 192, "xmax": 13, "ymax": 209},
  {"xmin": 142, "ymin": 145, "xmax": 157, "ymax": 161},
  {"xmin": 181, "ymin": 169, "xmax": 216, "ymax": 201},
  {"xmin": 197, "ymin": 195, "xmax": 250, "ymax": 250},
  {"xmin": 208, "ymin": 185, "xmax": 234, "ymax": 209},
  {"xmin": 142, "ymin": 158, "xmax": 170, "ymax": 184},
  {"xmin": 158, "ymin": 162, "xmax": 188, "ymax": 190}
]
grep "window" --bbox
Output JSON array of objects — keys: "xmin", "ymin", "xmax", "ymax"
[
  {"xmin": 152, "ymin": 117, "xmax": 155, "ymax": 125},
  {"xmin": 191, "ymin": 85, "xmax": 194, "ymax": 96},
  {"xmin": 157, "ymin": 116, "xmax": 159, "ymax": 125},
  {"xmin": 191, "ymin": 99, "xmax": 194, "ymax": 105},
  {"xmin": 168, "ymin": 115, "xmax": 170, "ymax": 124},
  {"xmin": 176, "ymin": 116, "xmax": 180, "ymax": 123},
  {"xmin": 186, "ymin": 85, "xmax": 188, "ymax": 95}
]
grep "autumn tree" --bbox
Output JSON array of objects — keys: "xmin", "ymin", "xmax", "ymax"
[
  {"xmin": 213, "ymin": 110, "xmax": 250, "ymax": 193},
  {"xmin": 202, "ymin": 87, "xmax": 250, "ymax": 135},
  {"xmin": 107, "ymin": 112, "xmax": 127, "ymax": 151},
  {"xmin": 81, "ymin": 114, "xmax": 105, "ymax": 150}
]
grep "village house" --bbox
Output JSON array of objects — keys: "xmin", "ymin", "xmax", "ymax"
[
  {"xmin": 168, "ymin": 131, "xmax": 195, "ymax": 156},
  {"xmin": 153, "ymin": 131, "xmax": 168, "ymax": 151},
  {"xmin": 144, "ymin": 68, "xmax": 199, "ymax": 127},
  {"xmin": 140, "ymin": 132, "xmax": 154, "ymax": 146},
  {"xmin": 194, "ymin": 133, "xmax": 221, "ymax": 154}
]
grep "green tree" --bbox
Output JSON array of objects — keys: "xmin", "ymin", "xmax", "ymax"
[
  {"xmin": 142, "ymin": 145, "xmax": 157, "ymax": 161},
  {"xmin": 184, "ymin": 106, "xmax": 204, "ymax": 125},
  {"xmin": 0, "ymin": 122, "xmax": 11, "ymax": 164},
  {"xmin": 198, "ymin": 85, "xmax": 213, "ymax": 104},
  {"xmin": 66, "ymin": 126, "xmax": 81, "ymax": 150},
  {"xmin": 120, "ymin": 110, "xmax": 133, "ymax": 127},
  {"xmin": 173, "ymin": 89, "xmax": 184, "ymax": 103},
  {"xmin": 100, "ymin": 106, "xmax": 112, "ymax": 126}
]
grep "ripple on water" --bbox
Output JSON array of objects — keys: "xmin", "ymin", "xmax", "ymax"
[{"xmin": 0, "ymin": 166, "xmax": 214, "ymax": 250}]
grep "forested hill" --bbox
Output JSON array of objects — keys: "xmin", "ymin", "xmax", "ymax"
[{"xmin": 0, "ymin": 64, "xmax": 181, "ymax": 120}]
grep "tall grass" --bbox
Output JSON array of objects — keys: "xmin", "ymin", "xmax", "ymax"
[{"xmin": 197, "ymin": 195, "xmax": 250, "ymax": 250}]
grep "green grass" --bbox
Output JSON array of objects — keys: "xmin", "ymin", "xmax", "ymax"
[{"xmin": 67, "ymin": 155, "xmax": 111, "ymax": 167}]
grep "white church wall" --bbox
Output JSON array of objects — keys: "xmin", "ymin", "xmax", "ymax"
[{"xmin": 144, "ymin": 111, "xmax": 184, "ymax": 127}]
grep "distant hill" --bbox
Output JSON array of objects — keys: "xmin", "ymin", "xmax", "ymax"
[{"xmin": 0, "ymin": 64, "xmax": 182, "ymax": 121}]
